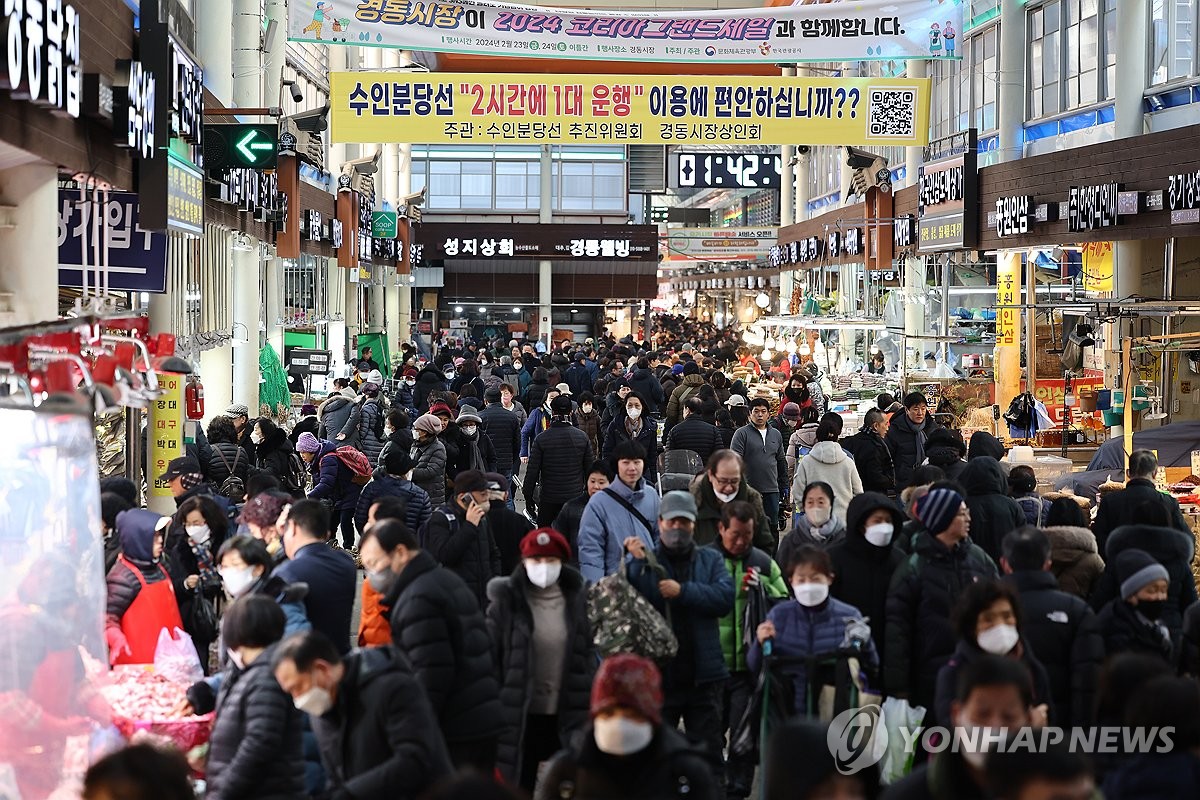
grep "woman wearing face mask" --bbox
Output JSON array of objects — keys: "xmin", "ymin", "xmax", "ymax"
[
  {"xmin": 602, "ymin": 391, "xmax": 659, "ymax": 486},
  {"xmin": 535, "ymin": 654, "xmax": 718, "ymax": 800},
  {"xmin": 571, "ymin": 390, "xmax": 602, "ymax": 457},
  {"xmin": 826, "ymin": 493, "xmax": 905, "ymax": 666},
  {"xmin": 191, "ymin": 595, "xmax": 306, "ymax": 800},
  {"xmin": 251, "ymin": 417, "xmax": 303, "ymax": 495},
  {"xmin": 749, "ymin": 546, "xmax": 878, "ymax": 718},
  {"xmin": 165, "ymin": 495, "xmax": 228, "ymax": 672},
  {"xmin": 410, "ymin": 414, "xmax": 448, "ymax": 508},
  {"xmin": 376, "ymin": 409, "xmax": 413, "ymax": 471},
  {"xmin": 216, "ymin": 534, "xmax": 310, "ymax": 636},
  {"xmin": 777, "ymin": 483, "xmax": 846, "ymax": 572},
  {"xmin": 486, "ymin": 529, "xmax": 595, "ymax": 791},
  {"xmin": 393, "ymin": 368, "xmax": 420, "ymax": 418},
  {"xmin": 236, "ymin": 490, "xmax": 293, "ymax": 563},
  {"xmin": 934, "ymin": 579, "xmax": 1054, "ymax": 730}
]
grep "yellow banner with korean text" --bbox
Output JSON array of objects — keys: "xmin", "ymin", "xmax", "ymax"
[
  {"xmin": 149, "ymin": 373, "xmax": 184, "ymax": 498},
  {"xmin": 330, "ymin": 72, "xmax": 932, "ymax": 147},
  {"xmin": 995, "ymin": 252, "xmax": 1020, "ymax": 348}
]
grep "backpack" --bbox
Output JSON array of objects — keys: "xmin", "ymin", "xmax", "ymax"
[
  {"xmin": 283, "ymin": 451, "xmax": 308, "ymax": 495},
  {"xmin": 214, "ymin": 446, "xmax": 245, "ymax": 502},
  {"xmin": 367, "ymin": 400, "xmax": 386, "ymax": 442},
  {"xmin": 327, "ymin": 446, "xmax": 373, "ymax": 485},
  {"xmin": 417, "ymin": 504, "xmax": 457, "ymax": 549},
  {"xmin": 587, "ymin": 550, "xmax": 679, "ymax": 664}
]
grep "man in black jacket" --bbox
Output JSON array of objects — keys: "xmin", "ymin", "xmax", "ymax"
[
  {"xmin": 553, "ymin": 461, "xmax": 610, "ymax": 565},
  {"xmin": 664, "ymin": 397, "xmax": 725, "ymax": 466},
  {"xmin": 848, "ymin": 409, "xmax": 896, "ymax": 496},
  {"xmin": 524, "ymin": 394, "xmax": 594, "ymax": 526},
  {"xmin": 423, "ymin": 470, "xmax": 502, "ymax": 609},
  {"xmin": 272, "ymin": 630, "xmax": 452, "ymax": 800},
  {"xmin": 480, "ymin": 386, "xmax": 522, "ymax": 511},
  {"xmin": 274, "ymin": 500, "xmax": 358, "ymax": 654},
  {"xmin": 1092, "ymin": 449, "xmax": 1190, "ymax": 554},
  {"xmin": 1000, "ymin": 527, "xmax": 1104, "ymax": 726},
  {"xmin": 360, "ymin": 520, "xmax": 505, "ymax": 774},
  {"xmin": 884, "ymin": 392, "xmax": 942, "ymax": 489},
  {"xmin": 484, "ymin": 471, "xmax": 534, "ymax": 574}
]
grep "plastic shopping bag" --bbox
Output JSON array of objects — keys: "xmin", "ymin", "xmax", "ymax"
[
  {"xmin": 154, "ymin": 627, "xmax": 203, "ymax": 684},
  {"xmin": 878, "ymin": 697, "xmax": 926, "ymax": 785}
]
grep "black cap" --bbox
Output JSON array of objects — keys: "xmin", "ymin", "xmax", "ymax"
[
  {"xmin": 454, "ymin": 469, "xmax": 490, "ymax": 494},
  {"xmin": 551, "ymin": 394, "xmax": 574, "ymax": 415},
  {"xmin": 159, "ymin": 456, "xmax": 203, "ymax": 482}
]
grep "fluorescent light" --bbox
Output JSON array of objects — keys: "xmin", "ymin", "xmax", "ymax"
[
  {"xmin": 479, "ymin": 306, "xmax": 487, "ymax": 313},
  {"xmin": 454, "ymin": 305, "xmax": 464, "ymax": 313},
  {"xmin": 512, "ymin": 307, "xmax": 521, "ymax": 313}
]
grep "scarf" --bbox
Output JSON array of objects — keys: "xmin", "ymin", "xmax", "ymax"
[
  {"xmin": 895, "ymin": 413, "xmax": 929, "ymax": 464},
  {"xmin": 190, "ymin": 541, "xmax": 219, "ymax": 584},
  {"xmin": 806, "ymin": 515, "xmax": 841, "ymax": 540},
  {"xmin": 625, "ymin": 416, "xmax": 643, "ymax": 439}
]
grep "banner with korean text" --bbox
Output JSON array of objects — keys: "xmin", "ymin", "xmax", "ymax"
[
  {"xmin": 290, "ymin": 0, "xmax": 964, "ymax": 64},
  {"xmin": 330, "ymin": 73, "xmax": 932, "ymax": 147}
]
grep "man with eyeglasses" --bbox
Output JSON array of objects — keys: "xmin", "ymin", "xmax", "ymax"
[{"xmin": 689, "ymin": 450, "xmax": 776, "ymax": 555}]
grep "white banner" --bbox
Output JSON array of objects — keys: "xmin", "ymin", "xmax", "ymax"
[
  {"xmin": 664, "ymin": 227, "xmax": 777, "ymax": 262},
  {"xmin": 290, "ymin": 0, "xmax": 965, "ymax": 64}
]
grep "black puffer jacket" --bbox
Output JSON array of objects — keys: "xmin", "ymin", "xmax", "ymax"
[
  {"xmin": 663, "ymin": 416, "xmax": 725, "ymax": 466},
  {"xmin": 626, "ymin": 368, "xmax": 666, "ymax": 414},
  {"xmin": 884, "ymin": 413, "xmax": 942, "ymax": 489},
  {"xmin": 423, "ymin": 503, "xmax": 502, "ymax": 609},
  {"xmin": 851, "ymin": 429, "xmax": 896, "ymax": 496},
  {"xmin": 526, "ymin": 421, "xmax": 593, "ymax": 505},
  {"xmin": 480, "ymin": 402, "xmax": 522, "ymax": 473},
  {"xmin": 383, "ymin": 550, "xmax": 504, "ymax": 744},
  {"xmin": 603, "ymin": 415, "xmax": 660, "ymax": 485},
  {"xmin": 413, "ymin": 365, "xmax": 447, "ymax": 412},
  {"xmin": 356, "ymin": 398, "xmax": 388, "ymax": 465},
  {"xmin": 960, "ymin": 457, "xmax": 1026, "ymax": 562},
  {"xmin": 924, "ymin": 428, "xmax": 967, "ymax": 483},
  {"xmin": 884, "ymin": 530, "xmax": 998, "ymax": 714},
  {"xmin": 254, "ymin": 427, "xmax": 299, "ymax": 490},
  {"xmin": 376, "ymin": 428, "xmax": 414, "ymax": 470},
  {"xmin": 1092, "ymin": 478, "xmax": 1191, "ymax": 555},
  {"xmin": 967, "ymin": 430, "xmax": 1006, "ymax": 461},
  {"xmin": 1003, "ymin": 569, "xmax": 1105, "ymax": 726},
  {"xmin": 488, "ymin": 502, "xmax": 535, "ymax": 575},
  {"xmin": 1097, "ymin": 595, "xmax": 1175, "ymax": 662},
  {"xmin": 827, "ymin": 492, "xmax": 906, "ymax": 666},
  {"xmin": 205, "ymin": 643, "xmax": 305, "ymax": 800},
  {"xmin": 1089, "ymin": 523, "xmax": 1198, "ymax": 648},
  {"xmin": 208, "ymin": 440, "xmax": 252, "ymax": 487},
  {"xmin": 934, "ymin": 639, "xmax": 1055, "ymax": 730},
  {"xmin": 486, "ymin": 565, "xmax": 596, "ymax": 784},
  {"xmin": 410, "ymin": 437, "xmax": 447, "ymax": 508},
  {"xmin": 309, "ymin": 646, "xmax": 453, "ymax": 800},
  {"xmin": 552, "ymin": 493, "xmax": 590, "ymax": 566}
]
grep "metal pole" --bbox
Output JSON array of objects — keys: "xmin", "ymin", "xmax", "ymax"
[
  {"xmin": 1163, "ymin": 238, "xmax": 1176, "ymax": 418},
  {"xmin": 1026, "ymin": 253, "xmax": 1038, "ymax": 400},
  {"xmin": 780, "ymin": 66, "xmax": 797, "ymax": 227}
]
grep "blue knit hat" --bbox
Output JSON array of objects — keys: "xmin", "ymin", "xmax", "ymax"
[{"xmin": 916, "ymin": 488, "xmax": 964, "ymax": 535}]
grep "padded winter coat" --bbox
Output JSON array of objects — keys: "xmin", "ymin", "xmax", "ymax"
[
  {"xmin": 852, "ymin": 429, "xmax": 896, "ymax": 496},
  {"xmin": 884, "ymin": 530, "xmax": 998, "ymax": 714},
  {"xmin": 960, "ymin": 457, "xmax": 1026, "ymax": 563},
  {"xmin": 577, "ymin": 479, "xmax": 661, "ymax": 583},
  {"xmin": 423, "ymin": 502, "xmax": 502, "ymax": 609},
  {"xmin": 410, "ymin": 437, "xmax": 447, "ymax": 508},
  {"xmin": 526, "ymin": 421, "xmax": 593, "ymax": 505},
  {"xmin": 105, "ymin": 510, "xmax": 176, "ymax": 629},
  {"xmin": 552, "ymin": 493, "xmax": 590, "ymax": 566},
  {"xmin": 307, "ymin": 440, "xmax": 363, "ymax": 511},
  {"xmin": 884, "ymin": 413, "xmax": 942, "ymax": 489},
  {"xmin": 382, "ymin": 550, "xmax": 504, "ymax": 744},
  {"xmin": 486, "ymin": 565, "xmax": 595, "ymax": 784},
  {"xmin": 254, "ymin": 427, "xmax": 300, "ymax": 492},
  {"xmin": 791, "ymin": 441, "xmax": 863, "ymax": 523},
  {"xmin": 690, "ymin": 476, "xmax": 775, "ymax": 555},
  {"xmin": 665, "ymin": 373, "xmax": 707, "ymax": 428},
  {"xmin": 664, "ymin": 416, "xmax": 725, "ymax": 466},
  {"xmin": 933, "ymin": 639, "xmax": 1054, "ymax": 730},
  {"xmin": 355, "ymin": 398, "xmax": 388, "ymax": 466},
  {"xmin": 626, "ymin": 368, "xmax": 666, "ymax": 414},
  {"xmin": 205, "ymin": 643, "xmax": 305, "ymax": 800},
  {"xmin": 317, "ymin": 395, "xmax": 361, "ymax": 446},
  {"xmin": 353, "ymin": 475, "xmax": 432, "ymax": 536},
  {"xmin": 603, "ymin": 415, "xmax": 660, "ymax": 486},
  {"xmin": 480, "ymin": 402, "xmax": 522, "ymax": 472},
  {"xmin": 207, "ymin": 440, "xmax": 252, "ymax": 488},
  {"xmin": 1097, "ymin": 596, "xmax": 1175, "ymax": 662},
  {"xmin": 1092, "ymin": 478, "xmax": 1190, "ymax": 555},
  {"xmin": 1045, "ymin": 525, "xmax": 1105, "ymax": 600},
  {"xmin": 412, "ymin": 365, "xmax": 448, "ymax": 411}
]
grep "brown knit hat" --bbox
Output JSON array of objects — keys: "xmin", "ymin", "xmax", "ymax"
[{"xmin": 590, "ymin": 654, "xmax": 663, "ymax": 725}]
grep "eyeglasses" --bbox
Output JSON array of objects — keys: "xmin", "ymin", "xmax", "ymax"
[{"xmin": 713, "ymin": 476, "xmax": 741, "ymax": 489}]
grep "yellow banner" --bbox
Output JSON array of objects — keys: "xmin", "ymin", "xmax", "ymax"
[
  {"xmin": 1081, "ymin": 241, "xmax": 1114, "ymax": 293},
  {"xmin": 149, "ymin": 374, "xmax": 184, "ymax": 498},
  {"xmin": 996, "ymin": 252, "xmax": 1020, "ymax": 348},
  {"xmin": 330, "ymin": 72, "xmax": 931, "ymax": 146}
]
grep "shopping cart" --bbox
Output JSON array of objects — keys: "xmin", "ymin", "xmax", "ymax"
[{"xmin": 657, "ymin": 449, "xmax": 704, "ymax": 494}]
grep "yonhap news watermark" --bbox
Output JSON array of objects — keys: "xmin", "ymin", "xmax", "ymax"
[{"xmin": 827, "ymin": 705, "xmax": 1176, "ymax": 776}]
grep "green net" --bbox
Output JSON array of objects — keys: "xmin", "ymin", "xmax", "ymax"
[{"xmin": 258, "ymin": 344, "xmax": 292, "ymax": 421}]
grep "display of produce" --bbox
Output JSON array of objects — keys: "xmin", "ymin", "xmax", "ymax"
[{"xmin": 100, "ymin": 669, "xmax": 213, "ymax": 752}]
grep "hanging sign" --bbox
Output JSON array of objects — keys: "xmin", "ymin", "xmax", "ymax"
[
  {"xmin": 330, "ymin": 72, "xmax": 932, "ymax": 147},
  {"xmin": 0, "ymin": 1, "xmax": 83, "ymax": 117},
  {"xmin": 1081, "ymin": 241, "xmax": 1115, "ymax": 293},
  {"xmin": 664, "ymin": 227, "xmax": 775, "ymax": 262},
  {"xmin": 1168, "ymin": 169, "xmax": 1200, "ymax": 225},
  {"xmin": 57, "ymin": 189, "xmax": 169, "ymax": 293},
  {"xmin": 371, "ymin": 210, "xmax": 399, "ymax": 239},
  {"xmin": 290, "ymin": 0, "xmax": 963, "ymax": 64},
  {"xmin": 113, "ymin": 61, "xmax": 156, "ymax": 159},
  {"xmin": 995, "ymin": 253, "xmax": 1019, "ymax": 348},
  {"xmin": 917, "ymin": 129, "xmax": 978, "ymax": 252},
  {"xmin": 893, "ymin": 214, "xmax": 915, "ymax": 250},
  {"xmin": 149, "ymin": 373, "xmax": 184, "ymax": 497}
]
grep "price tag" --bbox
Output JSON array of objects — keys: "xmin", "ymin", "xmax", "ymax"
[
  {"xmin": 1191, "ymin": 450, "xmax": 1200, "ymax": 476},
  {"xmin": 1155, "ymin": 467, "xmax": 1168, "ymax": 494}
]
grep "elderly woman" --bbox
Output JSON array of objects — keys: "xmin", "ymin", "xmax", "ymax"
[{"xmin": 411, "ymin": 413, "xmax": 448, "ymax": 508}]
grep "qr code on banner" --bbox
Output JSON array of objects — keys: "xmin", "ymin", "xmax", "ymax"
[{"xmin": 867, "ymin": 88, "xmax": 917, "ymax": 138}]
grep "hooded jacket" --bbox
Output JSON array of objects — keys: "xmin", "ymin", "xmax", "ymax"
[
  {"xmin": 785, "ymin": 423, "xmax": 820, "ymax": 475},
  {"xmin": 105, "ymin": 509, "xmax": 173, "ymax": 627},
  {"xmin": 884, "ymin": 412, "xmax": 942, "ymax": 489},
  {"xmin": 923, "ymin": 429, "xmax": 967, "ymax": 483},
  {"xmin": 308, "ymin": 646, "xmax": 453, "ymax": 800},
  {"xmin": 205, "ymin": 642, "xmax": 305, "ymax": 800},
  {"xmin": 1092, "ymin": 477, "xmax": 1190, "ymax": 555},
  {"xmin": 827, "ymin": 493, "xmax": 906, "ymax": 665},
  {"xmin": 966, "ymin": 430, "xmax": 1006, "ymax": 461},
  {"xmin": 665, "ymin": 373, "xmax": 707, "ymax": 427},
  {"xmin": 308, "ymin": 440, "xmax": 364, "ymax": 511},
  {"xmin": 577, "ymin": 478, "xmax": 661, "ymax": 583},
  {"xmin": 960, "ymin": 457, "xmax": 1026, "ymax": 563},
  {"xmin": 627, "ymin": 368, "xmax": 666, "ymax": 414},
  {"xmin": 1003, "ymin": 569, "xmax": 1104, "ymax": 726},
  {"xmin": 410, "ymin": 436, "xmax": 447, "ymax": 508},
  {"xmin": 1044, "ymin": 525, "xmax": 1105, "ymax": 600},
  {"xmin": 486, "ymin": 564, "xmax": 595, "ymax": 784},
  {"xmin": 423, "ymin": 500, "xmax": 502, "ymax": 609},
  {"xmin": 318, "ymin": 394, "xmax": 362, "ymax": 446},
  {"xmin": 376, "ymin": 427, "xmax": 414, "ymax": 472},
  {"xmin": 1089, "ymin": 523, "xmax": 1197, "ymax": 647},
  {"xmin": 884, "ymin": 531, "xmax": 998, "ymax": 713},
  {"xmin": 382, "ymin": 550, "xmax": 504, "ymax": 744},
  {"xmin": 690, "ymin": 475, "xmax": 775, "ymax": 555},
  {"xmin": 254, "ymin": 427, "xmax": 300, "ymax": 492},
  {"xmin": 790, "ymin": 441, "xmax": 863, "ymax": 523},
  {"xmin": 413, "ymin": 365, "xmax": 448, "ymax": 412}
]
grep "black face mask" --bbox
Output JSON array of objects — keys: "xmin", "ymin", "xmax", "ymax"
[{"xmin": 1137, "ymin": 599, "xmax": 1166, "ymax": 621}]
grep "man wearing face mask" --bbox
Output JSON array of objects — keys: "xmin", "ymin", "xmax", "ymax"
[
  {"xmin": 624, "ymin": 491, "xmax": 734, "ymax": 782},
  {"xmin": 481, "ymin": 386, "xmax": 523, "ymax": 511},
  {"xmin": 273, "ymin": 500, "xmax": 358, "ymax": 655},
  {"xmin": 882, "ymin": 656, "xmax": 1037, "ymax": 800},
  {"xmin": 423, "ymin": 470, "xmax": 502, "ymax": 609},
  {"xmin": 827, "ymin": 492, "xmax": 906, "ymax": 666},
  {"xmin": 525, "ymin": 394, "xmax": 594, "ymax": 527},
  {"xmin": 535, "ymin": 654, "xmax": 717, "ymax": 800},
  {"xmin": 691, "ymin": 450, "xmax": 776, "ymax": 554},
  {"xmin": 1096, "ymin": 548, "xmax": 1176, "ymax": 662},
  {"xmin": 357, "ymin": 519, "xmax": 504, "ymax": 773},
  {"xmin": 272, "ymin": 629, "xmax": 453, "ymax": 800},
  {"xmin": 486, "ymin": 528, "xmax": 595, "ymax": 790}
]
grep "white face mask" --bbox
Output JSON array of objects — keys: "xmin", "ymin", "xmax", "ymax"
[
  {"xmin": 293, "ymin": 686, "xmax": 334, "ymax": 717},
  {"xmin": 864, "ymin": 521, "xmax": 895, "ymax": 547},
  {"xmin": 444, "ymin": 371, "xmax": 456, "ymax": 380},
  {"xmin": 251, "ymin": 431, "xmax": 264, "ymax": 445},
  {"xmin": 593, "ymin": 716, "xmax": 655, "ymax": 756},
  {"xmin": 384, "ymin": 426, "xmax": 395, "ymax": 437},
  {"xmin": 805, "ymin": 505, "xmax": 831, "ymax": 526},
  {"xmin": 525, "ymin": 560, "xmax": 562, "ymax": 588},
  {"xmin": 714, "ymin": 489, "xmax": 738, "ymax": 503},
  {"xmin": 228, "ymin": 648, "xmax": 245, "ymax": 670},
  {"xmin": 186, "ymin": 524, "xmax": 210, "ymax": 544},
  {"xmin": 977, "ymin": 623, "xmax": 1020, "ymax": 656},
  {"xmin": 405, "ymin": 379, "xmax": 416, "ymax": 387},
  {"xmin": 582, "ymin": 403, "xmax": 593, "ymax": 413},
  {"xmin": 955, "ymin": 719, "xmax": 1005, "ymax": 769},
  {"xmin": 462, "ymin": 425, "xmax": 478, "ymax": 437},
  {"xmin": 514, "ymin": 362, "xmax": 523, "ymax": 370},
  {"xmin": 219, "ymin": 566, "xmax": 256, "ymax": 598},
  {"xmin": 793, "ymin": 581, "xmax": 829, "ymax": 607},
  {"xmin": 626, "ymin": 406, "xmax": 642, "ymax": 420}
]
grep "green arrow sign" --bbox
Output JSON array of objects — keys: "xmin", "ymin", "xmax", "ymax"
[
  {"xmin": 237, "ymin": 128, "xmax": 274, "ymax": 164},
  {"xmin": 371, "ymin": 210, "xmax": 398, "ymax": 239}
]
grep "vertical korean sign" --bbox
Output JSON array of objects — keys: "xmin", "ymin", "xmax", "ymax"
[
  {"xmin": 994, "ymin": 252, "xmax": 1022, "ymax": 409},
  {"xmin": 149, "ymin": 373, "xmax": 184, "ymax": 497}
]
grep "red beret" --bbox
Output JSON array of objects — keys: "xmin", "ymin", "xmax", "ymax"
[{"xmin": 520, "ymin": 527, "xmax": 571, "ymax": 561}]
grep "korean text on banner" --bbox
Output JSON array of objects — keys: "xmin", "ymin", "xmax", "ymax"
[
  {"xmin": 150, "ymin": 374, "xmax": 184, "ymax": 498},
  {"xmin": 289, "ymin": 0, "xmax": 964, "ymax": 64},
  {"xmin": 57, "ymin": 190, "xmax": 170, "ymax": 293},
  {"xmin": 1081, "ymin": 241, "xmax": 1114, "ymax": 293},
  {"xmin": 330, "ymin": 73, "xmax": 932, "ymax": 147},
  {"xmin": 996, "ymin": 253, "xmax": 1019, "ymax": 347},
  {"xmin": 665, "ymin": 227, "xmax": 776, "ymax": 262}
]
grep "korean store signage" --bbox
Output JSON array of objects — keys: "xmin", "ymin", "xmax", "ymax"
[
  {"xmin": 893, "ymin": 214, "xmax": 915, "ymax": 250},
  {"xmin": 664, "ymin": 227, "xmax": 775, "ymax": 262},
  {"xmin": 288, "ymin": 348, "xmax": 332, "ymax": 376},
  {"xmin": 303, "ymin": 209, "xmax": 324, "ymax": 241},
  {"xmin": 1168, "ymin": 170, "xmax": 1200, "ymax": 224},
  {"xmin": 371, "ymin": 210, "xmax": 398, "ymax": 239},
  {"xmin": 769, "ymin": 236, "xmax": 823, "ymax": 267},
  {"xmin": 212, "ymin": 168, "xmax": 280, "ymax": 218},
  {"xmin": 329, "ymin": 218, "xmax": 344, "ymax": 249},
  {"xmin": 57, "ymin": 189, "xmax": 169, "ymax": 293},
  {"xmin": 0, "ymin": 1, "xmax": 82, "ymax": 117},
  {"xmin": 995, "ymin": 195, "xmax": 1032, "ymax": 238},
  {"xmin": 149, "ymin": 373, "xmax": 183, "ymax": 497},
  {"xmin": 113, "ymin": 61, "xmax": 155, "ymax": 159},
  {"xmin": 290, "ymin": 0, "xmax": 962, "ymax": 64},
  {"xmin": 674, "ymin": 152, "xmax": 781, "ymax": 189},
  {"xmin": 1067, "ymin": 183, "xmax": 1120, "ymax": 232},
  {"xmin": 166, "ymin": 154, "xmax": 204, "ymax": 237},
  {"xmin": 842, "ymin": 226, "xmax": 862, "ymax": 256},
  {"xmin": 995, "ymin": 253, "xmax": 1019, "ymax": 347},
  {"xmin": 415, "ymin": 222, "xmax": 658, "ymax": 260},
  {"xmin": 917, "ymin": 131, "xmax": 978, "ymax": 253},
  {"xmin": 330, "ymin": 73, "xmax": 932, "ymax": 147}
]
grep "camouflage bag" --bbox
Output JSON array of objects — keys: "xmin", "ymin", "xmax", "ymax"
[{"xmin": 588, "ymin": 548, "xmax": 679, "ymax": 663}]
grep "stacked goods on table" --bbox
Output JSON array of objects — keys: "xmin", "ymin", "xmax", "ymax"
[{"xmin": 100, "ymin": 668, "xmax": 213, "ymax": 751}]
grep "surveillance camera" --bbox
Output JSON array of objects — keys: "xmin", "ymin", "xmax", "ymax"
[
  {"xmin": 291, "ymin": 104, "xmax": 330, "ymax": 133},
  {"xmin": 285, "ymin": 80, "xmax": 304, "ymax": 104},
  {"xmin": 844, "ymin": 146, "xmax": 885, "ymax": 170}
]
